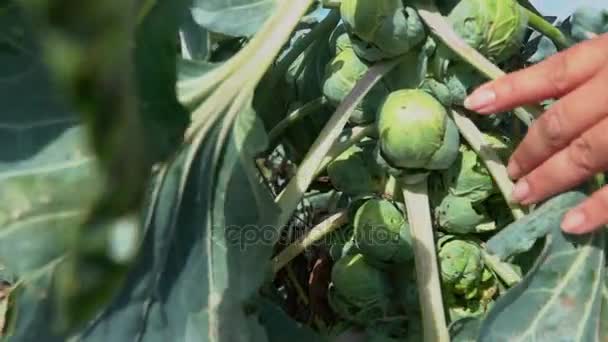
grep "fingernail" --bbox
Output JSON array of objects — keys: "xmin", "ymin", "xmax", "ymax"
[
  {"xmin": 464, "ymin": 88, "xmax": 496, "ymax": 110},
  {"xmin": 511, "ymin": 179, "xmax": 530, "ymax": 203},
  {"xmin": 562, "ymin": 209, "xmax": 587, "ymax": 233},
  {"xmin": 507, "ymin": 160, "xmax": 521, "ymax": 179}
]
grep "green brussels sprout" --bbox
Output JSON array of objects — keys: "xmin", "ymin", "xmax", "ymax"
[
  {"xmin": 447, "ymin": 0, "xmax": 529, "ymax": 63},
  {"xmin": 446, "ymin": 266, "xmax": 498, "ymax": 322},
  {"xmin": 438, "ymin": 237, "xmax": 485, "ymax": 299},
  {"xmin": 323, "ymin": 48, "xmax": 390, "ymax": 124},
  {"xmin": 340, "ymin": 0, "xmax": 426, "ymax": 61},
  {"xmin": 436, "ymin": 194, "xmax": 495, "ymax": 234},
  {"xmin": 377, "ymin": 89, "xmax": 460, "ymax": 171},
  {"xmin": 353, "ymin": 198, "xmax": 413, "ymax": 267},
  {"xmin": 328, "ymin": 253, "xmax": 393, "ymax": 323},
  {"xmin": 443, "ymin": 144, "xmax": 496, "ymax": 202},
  {"xmin": 327, "ymin": 141, "xmax": 387, "ymax": 196}
]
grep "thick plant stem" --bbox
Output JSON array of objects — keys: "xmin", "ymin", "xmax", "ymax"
[
  {"xmin": 523, "ymin": 6, "xmax": 573, "ymax": 50},
  {"xmin": 315, "ymin": 124, "xmax": 375, "ymax": 177},
  {"xmin": 272, "ymin": 210, "xmax": 348, "ymax": 273},
  {"xmin": 451, "ymin": 108, "xmax": 526, "ymax": 220},
  {"xmin": 402, "ymin": 180, "xmax": 449, "ymax": 342},
  {"xmin": 416, "ymin": 4, "xmax": 542, "ymax": 125},
  {"xmin": 275, "ymin": 59, "xmax": 399, "ymax": 233},
  {"xmin": 268, "ymin": 97, "xmax": 328, "ymax": 145}
]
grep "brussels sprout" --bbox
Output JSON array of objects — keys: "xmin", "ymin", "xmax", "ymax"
[
  {"xmin": 442, "ymin": 144, "xmax": 496, "ymax": 202},
  {"xmin": 438, "ymin": 237, "xmax": 485, "ymax": 299},
  {"xmin": 447, "ymin": 0, "xmax": 529, "ymax": 63},
  {"xmin": 436, "ymin": 194, "xmax": 495, "ymax": 234},
  {"xmin": 327, "ymin": 141, "xmax": 387, "ymax": 196},
  {"xmin": 328, "ymin": 253, "xmax": 393, "ymax": 323},
  {"xmin": 353, "ymin": 198, "xmax": 413, "ymax": 266},
  {"xmin": 377, "ymin": 89, "xmax": 460, "ymax": 171},
  {"xmin": 446, "ymin": 267, "xmax": 498, "ymax": 322},
  {"xmin": 323, "ymin": 48, "xmax": 390, "ymax": 124},
  {"xmin": 340, "ymin": 0, "xmax": 426, "ymax": 61}
]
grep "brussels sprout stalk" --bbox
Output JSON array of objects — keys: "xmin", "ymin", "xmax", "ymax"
[
  {"xmin": 402, "ymin": 180, "xmax": 450, "ymax": 342},
  {"xmin": 272, "ymin": 210, "xmax": 348, "ymax": 273},
  {"xmin": 415, "ymin": 3, "xmax": 541, "ymax": 126},
  {"xmin": 523, "ymin": 6, "xmax": 573, "ymax": 49}
]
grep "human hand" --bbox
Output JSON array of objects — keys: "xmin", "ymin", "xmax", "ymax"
[{"xmin": 463, "ymin": 33, "xmax": 608, "ymax": 235}]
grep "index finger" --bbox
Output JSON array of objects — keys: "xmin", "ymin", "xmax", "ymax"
[{"xmin": 464, "ymin": 33, "xmax": 608, "ymax": 114}]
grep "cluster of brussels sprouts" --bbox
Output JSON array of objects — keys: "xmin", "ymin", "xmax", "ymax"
[{"xmin": 278, "ymin": 0, "xmax": 530, "ymax": 337}]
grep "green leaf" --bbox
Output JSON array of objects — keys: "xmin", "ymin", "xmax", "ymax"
[
  {"xmin": 486, "ymin": 191, "xmax": 587, "ymax": 260},
  {"xmin": 479, "ymin": 223, "xmax": 605, "ymax": 341},
  {"xmin": 0, "ymin": 4, "xmax": 123, "ymax": 338},
  {"xmin": 191, "ymin": 0, "xmax": 276, "ymax": 37},
  {"xmin": 180, "ymin": 11, "xmax": 209, "ymax": 60},
  {"xmin": 570, "ymin": 7, "xmax": 608, "ymax": 42},
  {"xmin": 257, "ymin": 298, "xmax": 326, "ymax": 342},
  {"xmin": 76, "ymin": 105, "xmax": 280, "ymax": 342},
  {"xmin": 449, "ymin": 317, "xmax": 482, "ymax": 342}
]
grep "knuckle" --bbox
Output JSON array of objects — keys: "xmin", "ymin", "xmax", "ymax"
[
  {"xmin": 593, "ymin": 189, "xmax": 608, "ymax": 212},
  {"xmin": 537, "ymin": 106, "xmax": 566, "ymax": 149},
  {"xmin": 568, "ymin": 136, "xmax": 596, "ymax": 175},
  {"xmin": 548, "ymin": 52, "xmax": 571, "ymax": 94}
]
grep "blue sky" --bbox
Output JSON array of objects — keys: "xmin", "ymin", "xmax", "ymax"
[{"xmin": 531, "ymin": 0, "xmax": 608, "ymax": 19}]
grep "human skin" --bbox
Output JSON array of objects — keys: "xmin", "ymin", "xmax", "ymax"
[{"xmin": 463, "ymin": 33, "xmax": 608, "ymax": 235}]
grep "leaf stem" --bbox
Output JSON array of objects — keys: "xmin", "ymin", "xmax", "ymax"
[
  {"xmin": 481, "ymin": 249, "xmax": 522, "ymax": 287},
  {"xmin": 315, "ymin": 124, "xmax": 375, "ymax": 177},
  {"xmin": 401, "ymin": 180, "xmax": 450, "ymax": 342},
  {"xmin": 268, "ymin": 97, "xmax": 328, "ymax": 146},
  {"xmin": 272, "ymin": 210, "xmax": 348, "ymax": 273},
  {"xmin": 415, "ymin": 4, "xmax": 542, "ymax": 125},
  {"xmin": 522, "ymin": 6, "xmax": 573, "ymax": 50},
  {"xmin": 450, "ymin": 108, "xmax": 526, "ymax": 220},
  {"xmin": 274, "ymin": 59, "xmax": 399, "ymax": 232}
]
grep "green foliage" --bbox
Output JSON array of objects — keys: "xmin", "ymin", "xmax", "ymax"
[
  {"xmin": 191, "ymin": 0, "xmax": 276, "ymax": 37},
  {"xmin": 487, "ymin": 191, "xmax": 588, "ymax": 260},
  {"xmin": 3, "ymin": 0, "xmax": 608, "ymax": 340},
  {"xmin": 570, "ymin": 7, "xmax": 608, "ymax": 42},
  {"xmin": 479, "ymin": 216, "xmax": 605, "ymax": 341},
  {"xmin": 377, "ymin": 89, "xmax": 460, "ymax": 171},
  {"xmin": 353, "ymin": 198, "xmax": 413, "ymax": 267}
]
